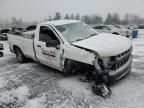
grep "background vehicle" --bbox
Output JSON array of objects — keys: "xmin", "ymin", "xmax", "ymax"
[
  {"xmin": 138, "ymin": 25, "xmax": 144, "ymax": 29},
  {"xmin": 0, "ymin": 29, "xmax": 10, "ymax": 40},
  {"xmin": 25, "ymin": 25, "xmax": 37, "ymax": 31},
  {"xmin": 0, "ymin": 43, "xmax": 4, "ymax": 57},
  {"xmin": 11, "ymin": 27, "xmax": 26, "ymax": 33},
  {"xmin": 114, "ymin": 25, "xmax": 132, "ymax": 37},
  {"xmin": 127, "ymin": 25, "xmax": 144, "ymax": 35},
  {"xmin": 8, "ymin": 20, "xmax": 132, "ymax": 83},
  {"xmin": 92, "ymin": 25, "xmax": 131, "ymax": 37}
]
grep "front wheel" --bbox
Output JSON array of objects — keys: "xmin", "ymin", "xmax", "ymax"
[{"xmin": 15, "ymin": 48, "xmax": 26, "ymax": 63}]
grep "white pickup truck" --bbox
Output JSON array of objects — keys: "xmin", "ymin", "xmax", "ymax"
[{"xmin": 8, "ymin": 20, "xmax": 132, "ymax": 83}]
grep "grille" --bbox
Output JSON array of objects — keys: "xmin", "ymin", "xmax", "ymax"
[{"xmin": 108, "ymin": 47, "xmax": 132, "ymax": 70}]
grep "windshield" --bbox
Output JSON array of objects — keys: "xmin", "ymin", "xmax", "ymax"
[{"xmin": 55, "ymin": 22, "xmax": 97, "ymax": 42}]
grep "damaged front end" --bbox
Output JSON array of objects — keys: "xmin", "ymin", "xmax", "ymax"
[
  {"xmin": 91, "ymin": 49, "xmax": 132, "ymax": 97},
  {"xmin": 92, "ymin": 46, "xmax": 132, "ymax": 84},
  {"xmin": 92, "ymin": 57, "xmax": 110, "ymax": 84},
  {"xmin": 92, "ymin": 56, "xmax": 112, "ymax": 97},
  {"xmin": 62, "ymin": 44, "xmax": 132, "ymax": 97},
  {"xmin": 63, "ymin": 44, "xmax": 132, "ymax": 83},
  {"xmin": 85, "ymin": 47, "xmax": 132, "ymax": 97}
]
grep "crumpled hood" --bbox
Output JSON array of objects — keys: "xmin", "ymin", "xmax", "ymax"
[{"xmin": 72, "ymin": 33, "xmax": 132, "ymax": 57}]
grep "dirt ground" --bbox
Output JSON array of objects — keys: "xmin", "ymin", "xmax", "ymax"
[{"xmin": 0, "ymin": 35, "xmax": 144, "ymax": 108}]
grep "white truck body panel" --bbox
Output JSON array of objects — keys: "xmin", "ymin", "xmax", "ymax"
[
  {"xmin": 63, "ymin": 43, "xmax": 95, "ymax": 65},
  {"xmin": 72, "ymin": 33, "xmax": 131, "ymax": 57},
  {"xmin": 8, "ymin": 34, "xmax": 36, "ymax": 60}
]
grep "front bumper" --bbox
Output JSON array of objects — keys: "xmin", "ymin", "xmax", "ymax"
[{"xmin": 108, "ymin": 55, "xmax": 132, "ymax": 82}]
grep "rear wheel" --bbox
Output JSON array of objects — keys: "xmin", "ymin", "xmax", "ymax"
[
  {"xmin": 0, "ymin": 51, "xmax": 3, "ymax": 57},
  {"xmin": 15, "ymin": 48, "xmax": 26, "ymax": 63}
]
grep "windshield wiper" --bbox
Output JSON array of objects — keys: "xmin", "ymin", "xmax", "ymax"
[
  {"xmin": 75, "ymin": 38, "xmax": 84, "ymax": 42},
  {"xmin": 84, "ymin": 33, "xmax": 97, "ymax": 40},
  {"xmin": 90, "ymin": 33, "xmax": 97, "ymax": 37},
  {"xmin": 71, "ymin": 38, "xmax": 84, "ymax": 43},
  {"xmin": 71, "ymin": 33, "xmax": 97, "ymax": 43}
]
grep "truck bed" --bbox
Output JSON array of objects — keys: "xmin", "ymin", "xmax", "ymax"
[
  {"xmin": 8, "ymin": 31, "xmax": 36, "ymax": 61},
  {"xmin": 10, "ymin": 30, "xmax": 35, "ymax": 39}
]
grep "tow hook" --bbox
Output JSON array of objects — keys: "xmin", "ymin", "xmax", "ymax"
[{"xmin": 92, "ymin": 58, "xmax": 112, "ymax": 97}]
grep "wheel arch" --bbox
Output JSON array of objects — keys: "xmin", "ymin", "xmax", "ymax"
[{"xmin": 13, "ymin": 45, "xmax": 22, "ymax": 54}]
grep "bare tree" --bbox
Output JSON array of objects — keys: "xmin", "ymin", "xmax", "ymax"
[
  {"xmin": 64, "ymin": 14, "xmax": 70, "ymax": 19},
  {"xmin": 113, "ymin": 13, "xmax": 121, "ymax": 24},
  {"xmin": 48, "ymin": 16, "xmax": 52, "ymax": 21},
  {"xmin": 92, "ymin": 15, "xmax": 103, "ymax": 24},
  {"xmin": 70, "ymin": 14, "xmax": 74, "ymax": 19},
  {"xmin": 81, "ymin": 15, "xmax": 92, "ymax": 24},
  {"xmin": 105, "ymin": 13, "xmax": 113, "ymax": 24},
  {"xmin": 11, "ymin": 17, "xmax": 23, "ymax": 25},
  {"xmin": 53, "ymin": 12, "xmax": 61, "ymax": 20},
  {"xmin": 75, "ymin": 13, "xmax": 80, "ymax": 20}
]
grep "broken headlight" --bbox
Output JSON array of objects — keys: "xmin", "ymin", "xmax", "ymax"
[{"xmin": 98, "ymin": 57, "xmax": 111, "ymax": 69}]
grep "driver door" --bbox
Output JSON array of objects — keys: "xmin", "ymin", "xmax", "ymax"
[{"xmin": 35, "ymin": 26, "xmax": 63, "ymax": 70}]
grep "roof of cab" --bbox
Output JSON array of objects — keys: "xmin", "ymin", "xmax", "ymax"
[{"xmin": 40, "ymin": 20, "xmax": 80, "ymax": 26}]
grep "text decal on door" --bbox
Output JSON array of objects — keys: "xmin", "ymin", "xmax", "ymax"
[{"xmin": 42, "ymin": 48, "xmax": 56, "ymax": 57}]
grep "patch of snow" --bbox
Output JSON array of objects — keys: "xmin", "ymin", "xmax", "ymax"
[
  {"xmin": 54, "ymin": 99, "xmax": 75, "ymax": 108},
  {"xmin": 0, "ymin": 85, "xmax": 30, "ymax": 107},
  {"xmin": 0, "ymin": 41, "xmax": 11, "ymax": 56},
  {"xmin": 14, "ymin": 86, "xmax": 30, "ymax": 100},
  {"xmin": 58, "ymin": 76, "xmax": 92, "ymax": 96},
  {"xmin": 0, "ymin": 77, "xmax": 7, "ymax": 88},
  {"xmin": 21, "ymin": 95, "xmax": 46, "ymax": 108},
  {"xmin": 111, "ymin": 78, "xmax": 144, "ymax": 108}
]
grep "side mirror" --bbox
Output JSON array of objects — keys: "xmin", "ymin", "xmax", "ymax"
[
  {"xmin": 31, "ymin": 34, "xmax": 35, "ymax": 38},
  {"xmin": 46, "ymin": 40, "xmax": 60, "ymax": 48}
]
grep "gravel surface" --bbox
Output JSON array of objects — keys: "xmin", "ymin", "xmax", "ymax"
[{"xmin": 0, "ymin": 36, "xmax": 144, "ymax": 108}]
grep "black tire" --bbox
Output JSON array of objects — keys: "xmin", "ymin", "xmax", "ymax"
[
  {"xmin": 112, "ymin": 32, "xmax": 119, "ymax": 35},
  {"xmin": 62, "ymin": 60, "xmax": 76, "ymax": 76},
  {"xmin": 0, "ymin": 52, "xmax": 3, "ymax": 57},
  {"xmin": 63, "ymin": 59, "xmax": 82, "ymax": 76},
  {"xmin": 15, "ymin": 48, "xmax": 26, "ymax": 63}
]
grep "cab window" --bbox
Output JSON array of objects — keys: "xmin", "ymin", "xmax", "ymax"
[{"xmin": 39, "ymin": 26, "xmax": 59, "ymax": 42}]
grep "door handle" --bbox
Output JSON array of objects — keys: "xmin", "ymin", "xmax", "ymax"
[{"xmin": 37, "ymin": 45, "xmax": 41, "ymax": 48}]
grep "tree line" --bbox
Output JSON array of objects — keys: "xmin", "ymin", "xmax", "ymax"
[
  {"xmin": 0, "ymin": 12, "xmax": 144, "ymax": 27},
  {"xmin": 44, "ymin": 12, "xmax": 144, "ymax": 25}
]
